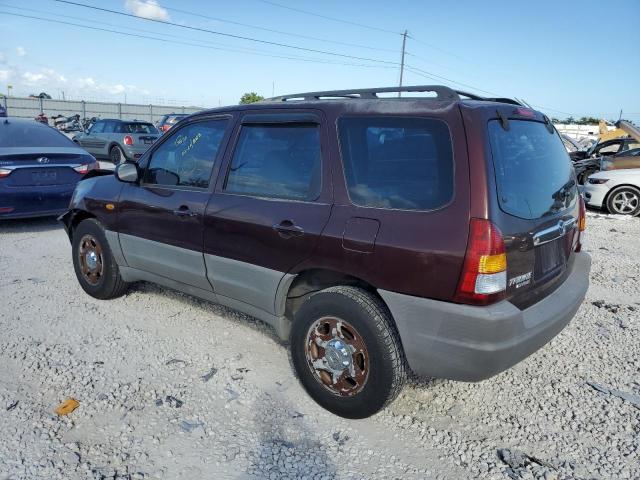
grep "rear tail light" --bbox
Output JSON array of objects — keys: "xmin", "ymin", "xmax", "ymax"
[
  {"xmin": 124, "ymin": 135, "xmax": 134, "ymax": 145},
  {"xmin": 0, "ymin": 207, "xmax": 15, "ymax": 213},
  {"xmin": 73, "ymin": 161, "xmax": 99, "ymax": 175},
  {"xmin": 161, "ymin": 125, "xmax": 170, "ymax": 132},
  {"xmin": 0, "ymin": 168, "xmax": 11, "ymax": 178},
  {"xmin": 455, "ymin": 218, "xmax": 507, "ymax": 306},
  {"xmin": 575, "ymin": 196, "xmax": 586, "ymax": 252}
]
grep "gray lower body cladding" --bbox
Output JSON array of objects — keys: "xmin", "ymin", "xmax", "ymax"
[
  {"xmin": 104, "ymin": 231, "xmax": 293, "ymax": 340},
  {"xmin": 379, "ymin": 252, "xmax": 591, "ymax": 382}
]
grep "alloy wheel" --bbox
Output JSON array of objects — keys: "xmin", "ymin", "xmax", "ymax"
[{"xmin": 611, "ymin": 190, "xmax": 639, "ymax": 215}]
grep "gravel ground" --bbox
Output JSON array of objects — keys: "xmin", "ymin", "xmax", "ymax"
[{"xmin": 0, "ymin": 211, "xmax": 638, "ymax": 480}]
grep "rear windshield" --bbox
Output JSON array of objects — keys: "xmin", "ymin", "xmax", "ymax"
[
  {"xmin": 116, "ymin": 122, "xmax": 158, "ymax": 134},
  {"xmin": 0, "ymin": 120, "xmax": 75, "ymax": 147},
  {"xmin": 338, "ymin": 117, "xmax": 454, "ymax": 210},
  {"xmin": 488, "ymin": 120, "xmax": 577, "ymax": 219}
]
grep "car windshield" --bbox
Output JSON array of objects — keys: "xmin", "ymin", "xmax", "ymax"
[
  {"xmin": 118, "ymin": 122, "xmax": 158, "ymax": 134},
  {"xmin": 0, "ymin": 119, "xmax": 75, "ymax": 147},
  {"xmin": 488, "ymin": 119, "xmax": 578, "ymax": 219}
]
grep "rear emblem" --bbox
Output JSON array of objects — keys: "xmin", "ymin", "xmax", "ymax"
[{"xmin": 37, "ymin": 157, "xmax": 50, "ymax": 164}]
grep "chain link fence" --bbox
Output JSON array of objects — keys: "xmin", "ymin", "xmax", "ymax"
[{"xmin": 2, "ymin": 96, "xmax": 203, "ymax": 123}]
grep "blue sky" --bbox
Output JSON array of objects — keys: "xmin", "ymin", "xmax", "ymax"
[{"xmin": 0, "ymin": 0, "xmax": 638, "ymax": 120}]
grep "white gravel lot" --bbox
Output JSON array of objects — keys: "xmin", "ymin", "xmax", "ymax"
[{"xmin": 0, "ymin": 211, "xmax": 639, "ymax": 480}]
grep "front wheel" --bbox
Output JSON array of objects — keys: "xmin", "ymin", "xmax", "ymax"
[
  {"xmin": 72, "ymin": 218, "xmax": 129, "ymax": 299},
  {"xmin": 606, "ymin": 186, "xmax": 640, "ymax": 216},
  {"xmin": 290, "ymin": 286, "xmax": 406, "ymax": 419}
]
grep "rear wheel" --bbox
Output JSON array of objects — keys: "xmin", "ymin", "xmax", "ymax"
[
  {"xmin": 290, "ymin": 286, "xmax": 406, "ymax": 419},
  {"xmin": 606, "ymin": 186, "xmax": 640, "ymax": 216},
  {"xmin": 109, "ymin": 145, "xmax": 125, "ymax": 164},
  {"xmin": 72, "ymin": 218, "xmax": 128, "ymax": 299}
]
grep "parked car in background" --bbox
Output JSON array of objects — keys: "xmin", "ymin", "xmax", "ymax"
[
  {"xmin": 573, "ymin": 137, "xmax": 640, "ymax": 184},
  {"xmin": 60, "ymin": 85, "xmax": 591, "ymax": 418},
  {"xmin": 0, "ymin": 117, "xmax": 97, "ymax": 219},
  {"xmin": 600, "ymin": 147, "xmax": 640, "ymax": 171},
  {"xmin": 561, "ymin": 134, "xmax": 582, "ymax": 154},
  {"xmin": 582, "ymin": 169, "xmax": 640, "ymax": 216},
  {"xmin": 156, "ymin": 113, "xmax": 188, "ymax": 133},
  {"xmin": 570, "ymin": 137, "xmax": 640, "ymax": 162},
  {"xmin": 73, "ymin": 119, "xmax": 160, "ymax": 164}
]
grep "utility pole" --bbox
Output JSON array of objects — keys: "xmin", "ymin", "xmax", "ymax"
[{"xmin": 398, "ymin": 30, "xmax": 408, "ymax": 97}]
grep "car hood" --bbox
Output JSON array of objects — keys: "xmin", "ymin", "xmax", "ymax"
[{"xmin": 590, "ymin": 168, "xmax": 640, "ymax": 179}]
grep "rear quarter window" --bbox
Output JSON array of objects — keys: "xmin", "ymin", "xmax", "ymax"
[{"xmin": 338, "ymin": 117, "xmax": 454, "ymax": 211}]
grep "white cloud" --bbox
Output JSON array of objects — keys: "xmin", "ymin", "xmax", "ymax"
[
  {"xmin": 16, "ymin": 46, "xmax": 26, "ymax": 57},
  {"xmin": 22, "ymin": 68, "xmax": 67, "ymax": 85},
  {"xmin": 0, "ymin": 52, "xmax": 6, "ymax": 64},
  {"xmin": 124, "ymin": 0, "xmax": 169, "ymax": 21},
  {"xmin": 0, "ymin": 69, "xmax": 10, "ymax": 82}
]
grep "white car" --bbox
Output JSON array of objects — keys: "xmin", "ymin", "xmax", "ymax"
[{"xmin": 582, "ymin": 168, "xmax": 640, "ymax": 215}]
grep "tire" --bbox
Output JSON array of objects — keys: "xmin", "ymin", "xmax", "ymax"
[
  {"xmin": 290, "ymin": 286, "xmax": 406, "ymax": 419},
  {"xmin": 606, "ymin": 186, "xmax": 640, "ymax": 216},
  {"xmin": 72, "ymin": 218, "xmax": 128, "ymax": 299},
  {"xmin": 109, "ymin": 145, "xmax": 125, "ymax": 164}
]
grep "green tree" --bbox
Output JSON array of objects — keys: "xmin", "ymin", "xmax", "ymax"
[{"xmin": 239, "ymin": 92, "xmax": 264, "ymax": 104}]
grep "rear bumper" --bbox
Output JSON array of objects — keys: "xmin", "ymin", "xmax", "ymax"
[
  {"xmin": 0, "ymin": 185, "xmax": 75, "ymax": 219},
  {"xmin": 379, "ymin": 252, "xmax": 591, "ymax": 381},
  {"xmin": 123, "ymin": 144, "xmax": 152, "ymax": 160}
]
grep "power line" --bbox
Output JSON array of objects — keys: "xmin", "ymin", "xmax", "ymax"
[
  {"xmin": 51, "ymin": 0, "xmax": 400, "ymax": 66},
  {"xmin": 256, "ymin": 0, "xmax": 402, "ymax": 35},
  {"xmin": 3, "ymin": 4, "xmax": 397, "ymax": 68},
  {"xmin": 0, "ymin": 10, "xmax": 398, "ymax": 70},
  {"xmin": 161, "ymin": 4, "xmax": 399, "ymax": 53}
]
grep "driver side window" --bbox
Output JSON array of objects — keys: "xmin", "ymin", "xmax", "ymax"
[{"xmin": 143, "ymin": 119, "xmax": 228, "ymax": 189}]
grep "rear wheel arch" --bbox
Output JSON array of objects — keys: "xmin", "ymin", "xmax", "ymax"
[{"xmin": 284, "ymin": 268, "xmax": 389, "ymax": 321}]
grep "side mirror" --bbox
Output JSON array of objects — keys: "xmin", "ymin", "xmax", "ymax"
[{"xmin": 115, "ymin": 162, "xmax": 139, "ymax": 183}]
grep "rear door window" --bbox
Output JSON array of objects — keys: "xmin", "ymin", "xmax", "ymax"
[
  {"xmin": 337, "ymin": 117, "xmax": 454, "ymax": 210},
  {"xmin": 488, "ymin": 120, "xmax": 577, "ymax": 219},
  {"xmin": 224, "ymin": 124, "xmax": 322, "ymax": 201}
]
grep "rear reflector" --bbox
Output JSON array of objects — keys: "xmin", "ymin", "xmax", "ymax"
[
  {"xmin": 73, "ymin": 161, "xmax": 99, "ymax": 175},
  {"xmin": 0, "ymin": 168, "xmax": 11, "ymax": 178},
  {"xmin": 0, "ymin": 207, "xmax": 15, "ymax": 213},
  {"xmin": 455, "ymin": 218, "xmax": 507, "ymax": 305},
  {"xmin": 576, "ymin": 196, "xmax": 586, "ymax": 252}
]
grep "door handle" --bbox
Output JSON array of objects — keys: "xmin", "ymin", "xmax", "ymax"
[
  {"xmin": 173, "ymin": 206, "xmax": 197, "ymax": 217},
  {"xmin": 272, "ymin": 220, "xmax": 304, "ymax": 238}
]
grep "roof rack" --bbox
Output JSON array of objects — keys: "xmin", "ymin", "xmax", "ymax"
[{"xmin": 266, "ymin": 85, "xmax": 522, "ymax": 106}]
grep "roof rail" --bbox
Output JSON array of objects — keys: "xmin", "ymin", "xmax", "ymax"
[
  {"xmin": 267, "ymin": 85, "xmax": 523, "ymax": 106},
  {"xmin": 267, "ymin": 85, "xmax": 460, "ymax": 102}
]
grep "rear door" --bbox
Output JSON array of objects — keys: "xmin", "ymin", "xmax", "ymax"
[
  {"xmin": 117, "ymin": 116, "xmax": 231, "ymax": 290},
  {"xmin": 485, "ymin": 112, "xmax": 581, "ymax": 308},
  {"xmin": 203, "ymin": 110, "xmax": 332, "ymax": 314}
]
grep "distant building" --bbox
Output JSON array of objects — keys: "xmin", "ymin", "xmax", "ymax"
[{"xmin": 555, "ymin": 123, "xmax": 615, "ymax": 141}]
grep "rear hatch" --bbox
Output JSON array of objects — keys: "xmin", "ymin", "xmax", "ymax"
[
  {"xmin": 487, "ymin": 115, "xmax": 581, "ymax": 309},
  {"xmin": 118, "ymin": 122, "xmax": 159, "ymax": 146},
  {"xmin": 0, "ymin": 148, "xmax": 89, "ymax": 186}
]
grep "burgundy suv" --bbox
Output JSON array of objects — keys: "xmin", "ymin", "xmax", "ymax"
[{"xmin": 60, "ymin": 86, "xmax": 591, "ymax": 419}]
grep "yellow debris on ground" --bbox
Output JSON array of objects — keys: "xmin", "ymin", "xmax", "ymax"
[{"xmin": 54, "ymin": 398, "xmax": 79, "ymax": 416}]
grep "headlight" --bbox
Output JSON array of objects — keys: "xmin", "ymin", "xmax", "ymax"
[{"xmin": 588, "ymin": 178, "xmax": 608, "ymax": 184}]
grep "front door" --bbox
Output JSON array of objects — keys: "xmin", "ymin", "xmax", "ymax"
[
  {"xmin": 117, "ymin": 117, "xmax": 231, "ymax": 290},
  {"xmin": 77, "ymin": 120, "xmax": 106, "ymax": 157},
  {"xmin": 204, "ymin": 111, "xmax": 332, "ymax": 314}
]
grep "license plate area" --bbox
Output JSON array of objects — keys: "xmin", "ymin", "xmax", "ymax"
[
  {"xmin": 31, "ymin": 170, "xmax": 57, "ymax": 184},
  {"xmin": 144, "ymin": 139, "xmax": 153, "ymax": 144},
  {"xmin": 534, "ymin": 236, "xmax": 569, "ymax": 279}
]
